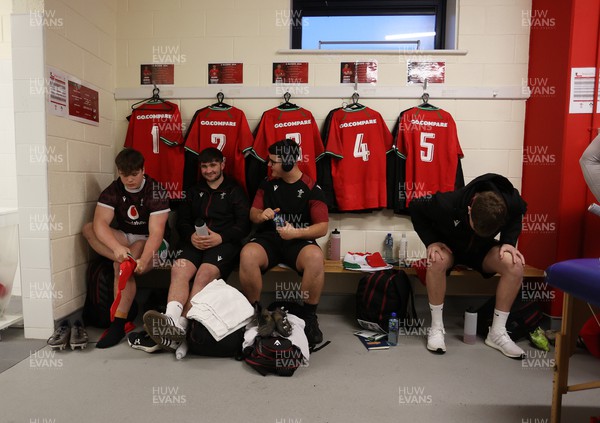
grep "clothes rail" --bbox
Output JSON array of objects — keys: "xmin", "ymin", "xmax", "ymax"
[{"xmin": 114, "ymin": 85, "xmax": 530, "ymax": 101}]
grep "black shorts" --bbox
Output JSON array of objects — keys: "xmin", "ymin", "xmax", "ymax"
[
  {"xmin": 449, "ymin": 239, "xmax": 501, "ymax": 279},
  {"xmin": 176, "ymin": 242, "xmax": 240, "ymax": 280},
  {"xmin": 248, "ymin": 231, "xmax": 320, "ymax": 274}
]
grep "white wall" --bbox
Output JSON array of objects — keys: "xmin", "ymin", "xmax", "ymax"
[{"xmin": 114, "ymin": 0, "xmax": 531, "ymax": 260}]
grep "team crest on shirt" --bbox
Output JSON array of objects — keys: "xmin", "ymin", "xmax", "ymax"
[
  {"xmin": 127, "ymin": 205, "xmax": 139, "ymax": 220},
  {"xmin": 274, "ymin": 185, "xmax": 279, "ymax": 191},
  {"xmin": 199, "ymin": 192, "xmax": 204, "ymax": 198},
  {"xmin": 122, "ymin": 196, "xmax": 126, "ymax": 202},
  {"xmin": 220, "ymin": 193, "xmax": 226, "ymax": 200},
  {"xmin": 297, "ymin": 189, "xmax": 304, "ymax": 198}
]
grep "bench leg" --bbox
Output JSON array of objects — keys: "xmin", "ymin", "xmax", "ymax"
[{"xmin": 551, "ymin": 293, "xmax": 572, "ymax": 423}]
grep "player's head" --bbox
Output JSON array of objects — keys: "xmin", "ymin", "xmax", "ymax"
[
  {"xmin": 115, "ymin": 148, "xmax": 145, "ymax": 190},
  {"xmin": 268, "ymin": 139, "xmax": 299, "ymax": 174},
  {"xmin": 198, "ymin": 147, "xmax": 225, "ymax": 183},
  {"xmin": 468, "ymin": 191, "xmax": 507, "ymax": 237}
]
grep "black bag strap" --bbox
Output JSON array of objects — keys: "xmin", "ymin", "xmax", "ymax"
[
  {"xmin": 400, "ymin": 270, "xmax": 419, "ymax": 326},
  {"xmin": 310, "ymin": 340, "xmax": 331, "ymax": 353}
]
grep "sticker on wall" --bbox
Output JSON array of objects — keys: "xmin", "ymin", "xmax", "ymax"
[
  {"xmin": 68, "ymin": 79, "xmax": 99, "ymax": 126},
  {"xmin": 340, "ymin": 61, "xmax": 378, "ymax": 84},
  {"xmin": 208, "ymin": 63, "xmax": 243, "ymax": 84},
  {"xmin": 407, "ymin": 61, "xmax": 446, "ymax": 84},
  {"xmin": 272, "ymin": 62, "xmax": 309, "ymax": 84},
  {"xmin": 46, "ymin": 67, "xmax": 68, "ymax": 117},
  {"xmin": 568, "ymin": 67, "xmax": 597, "ymax": 114},
  {"xmin": 140, "ymin": 64, "xmax": 175, "ymax": 85}
]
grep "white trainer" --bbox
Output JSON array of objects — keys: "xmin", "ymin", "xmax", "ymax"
[
  {"xmin": 427, "ymin": 327, "xmax": 446, "ymax": 354},
  {"xmin": 485, "ymin": 327, "xmax": 525, "ymax": 359}
]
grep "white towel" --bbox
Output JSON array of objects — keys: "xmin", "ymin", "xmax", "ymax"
[{"xmin": 186, "ymin": 279, "xmax": 254, "ymax": 341}]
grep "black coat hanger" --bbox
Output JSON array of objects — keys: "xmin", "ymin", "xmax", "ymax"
[
  {"xmin": 278, "ymin": 92, "xmax": 298, "ymax": 109},
  {"xmin": 418, "ymin": 92, "xmax": 438, "ymax": 109},
  {"xmin": 344, "ymin": 92, "xmax": 365, "ymax": 110},
  {"xmin": 131, "ymin": 86, "xmax": 173, "ymax": 111},
  {"xmin": 210, "ymin": 92, "xmax": 231, "ymax": 109}
]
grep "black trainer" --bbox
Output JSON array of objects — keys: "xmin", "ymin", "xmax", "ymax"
[
  {"xmin": 47, "ymin": 320, "xmax": 70, "ymax": 351},
  {"xmin": 70, "ymin": 320, "xmax": 88, "ymax": 350},
  {"xmin": 303, "ymin": 314, "xmax": 323, "ymax": 346},
  {"xmin": 127, "ymin": 330, "xmax": 160, "ymax": 353}
]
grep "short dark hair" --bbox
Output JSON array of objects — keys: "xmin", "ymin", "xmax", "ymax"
[
  {"xmin": 470, "ymin": 191, "xmax": 507, "ymax": 237},
  {"xmin": 115, "ymin": 148, "xmax": 144, "ymax": 175},
  {"xmin": 198, "ymin": 147, "xmax": 224, "ymax": 164},
  {"xmin": 268, "ymin": 139, "xmax": 300, "ymax": 165}
]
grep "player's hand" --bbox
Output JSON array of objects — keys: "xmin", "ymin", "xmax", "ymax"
[
  {"xmin": 427, "ymin": 242, "xmax": 452, "ymax": 263},
  {"xmin": 261, "ymin": 208, "xmax": 280, "ymax": 222},
  {"xmin": 113, "ymin": 246, "xmax": 130, "ymax": 263},
  {"xmin": 197, "ymin": 231, "xmax": 222, "ymax": 250},
  {"xmin": 134, "ymin": 256, "xmax": 151, "ymax": 274},
  {"xmin": 499, "ymin": 244, "xmax": 525, "ymax": 266},
  {"xmin": 276, "ymin": 222, "xmax": 298, "ymax": 240}
]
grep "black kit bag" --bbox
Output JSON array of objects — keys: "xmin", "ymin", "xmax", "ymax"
[
  {"xmin": 187, "ymin": 320, "xmax": 244, "ymax": 357},
  {"xmin": 244, "ymin": 336, "xmax": 304, "ymax": 377},
  {"xmin": 82, "ymin": 257, "xmax": 137, "ymax": 328},
  {"xmin": 475, "ymin": 291, "xmax": 544, "ymax": 341},
  {"xmin": 356, "ymin": 269, "xmax": 418, "ymax": 329}
]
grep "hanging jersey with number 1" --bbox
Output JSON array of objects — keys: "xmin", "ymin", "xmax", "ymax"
[
  {"xmin": 394, "ymin": 106, "xmax": 464, "ymax": 210},
  {"xmin": 184, "ymin": 105, "xmax": 253, "ymax": 192},
  {"xmin": 324, "ymin": 106, "xmax": 393, "ymax": 211},
  {"xmin": 124, "ymin": 101, "xmax": 185, "ymax": 200}
]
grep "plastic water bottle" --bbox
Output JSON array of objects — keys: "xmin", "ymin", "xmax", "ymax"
[
  {"xmin": 463, "ymin": 308, "xmax": 477, "ymax": 345},
  {"xmin": 329, "ymin": 229, "xmax": 341, "ymax": 260},
  {"xmin": 388, "ymin": 312, "xmax": 399, "ymax": 346},
  {"xmin": 383, "ymin": 233, "xmax": 394, "ymax": 263},
  {"xmin": 399, "ymin": 233, "xmax": 408, "ymax": 266},
  {"xmin": 195, "ymin": 218, "xmax": 209, "ymax": 236}
]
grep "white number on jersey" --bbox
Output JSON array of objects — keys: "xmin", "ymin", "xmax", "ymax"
[
  {"xmin": 285, "ymin": 132, "xmax": 303, "ymax": 162},
  {"xmin": 353, "ymin": 133, "xmax": 370, "ymax": 161},
  {"xmin": 211, "ymin": 133, "xmax": 226, "ymax": 150},
  {"xmin": 420, "ymin": 132, "xmax": 435, "ymax": 162},
  {"xmin": 151, "ymin": 124, "xmax": 159, "ymax": 154}
]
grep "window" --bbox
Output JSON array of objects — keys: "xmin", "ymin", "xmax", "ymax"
[{"xmin": 291, "ymin": 0, "xmax": 449, "ymax": 51}]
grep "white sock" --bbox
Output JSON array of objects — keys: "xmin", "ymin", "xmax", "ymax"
[
  {"xmin": 491, "ymin": 309, "xmax": 510, "ymax": 333},
  {"xmin": 429, "ymin": 303, "xmax": 444, "ymax": 329},
  {"xmin": 165, "ymin": 301, "xmax": 183, "ymax": 322},
  {"xmin": 178, "ymin": 316, "xmax": 189, "ymax": 331}
]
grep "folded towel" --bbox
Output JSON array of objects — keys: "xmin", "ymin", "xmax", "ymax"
[{"xmin": 187, "ymin": 279, "xmax": 254, "ymax": 341}]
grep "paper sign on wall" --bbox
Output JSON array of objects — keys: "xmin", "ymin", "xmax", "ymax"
[
  {"xmin": 208, "ymin": 63, "xmax": 243, "ymax": 84},
  {"xmin": 569, "ymin": 67, "xmax": 598, "ymax": 114}
]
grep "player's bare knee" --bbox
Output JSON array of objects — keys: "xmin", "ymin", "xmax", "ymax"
[{"xmin": 428, "ymin": 258, "xmax": 450, "ymax": 274}]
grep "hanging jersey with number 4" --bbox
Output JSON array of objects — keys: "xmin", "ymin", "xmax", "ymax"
[
  {"xmin": 395, "ymin": 107, "xmax": 464, "ymax": 209},
  {"xmin": 324, "ymin": 106, "xmax": 393, "ymax": 211},
  {"xmin": 124, "ymin": 101, "xmax": 185, "ymax": 200}
]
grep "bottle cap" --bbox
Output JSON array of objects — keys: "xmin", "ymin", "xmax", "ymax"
[
  {"xmin": 332, "ymin": 228, "xmax": 340, "ymax": 234},
  {"xmin": 391, "ymin": 312, "xmax": 397, "ymax": 317},
  {"xmin": 195, "ymin": 217, "xmax": 205, "ymax": 226}
]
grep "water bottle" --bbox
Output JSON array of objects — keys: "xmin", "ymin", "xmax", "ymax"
[
  {"xmin": 329, "ymin": 229, "xmax": 341, "ymax": 260},
  {"xmin": 388, "ymin": 312, "xmax": 399, "ymax": 346},
  {"xmin": 383, "ymin": 233, "xmax": 394, "ymax": 263},
  {"xmin": 273, "ymin": 212, "xmax": 286, "ymax": 228},
  {"xmin": 463, "ymin": 308, "xmax": 477, "ymax": 345},
  {"xmin": 194, "ymin": 218, "xmax": 209, "ymax": 236},
  {"xmin": 399, "ymin": 233, "xmax": 408, "ymax": 266}
]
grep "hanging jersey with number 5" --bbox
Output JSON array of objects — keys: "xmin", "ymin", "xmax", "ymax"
[
  {"xmin": 324, "ymin": 106, "xmax": 393, "ymax": 211},
  {"xmin": 125, "ymin": 101, "xmax": 185, "ymax": 200},
  {"xmin": 394, "ymin": 106, "xmax": 464, "ymax": 209}
]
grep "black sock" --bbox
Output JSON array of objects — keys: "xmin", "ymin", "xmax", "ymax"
[
  {"xmin": 96, "ymin": 318, "xmax": 126, "ymax": 349},
  {"xmin": 303, "ymin": 302, "xmax": 318, "ymax": 317}
]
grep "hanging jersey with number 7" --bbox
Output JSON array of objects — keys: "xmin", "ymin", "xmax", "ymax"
[
  {"xmin": 395, "ymin": 106, "xmax": 464, "ymax": 207},
  {"xmin": 324, "ymin": 106, "xmax": 393, "ymax": 211}
]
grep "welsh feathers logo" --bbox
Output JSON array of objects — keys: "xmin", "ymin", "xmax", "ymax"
[{"xmin": 127, "ymin": 205, "xmax": 139, "ymax": 220}]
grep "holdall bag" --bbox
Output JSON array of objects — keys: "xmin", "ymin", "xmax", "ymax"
[
  {"xmin": 356, "ymin": 269, "xmax": 418, "ymax": 330},
  {"xmin": 187, "ymin": 319, "xmax": 244, "ymax": 357},
  {"xmin": 244, "ymin": 336, "xmax": 304, "ymax": 377},
  {"xmin": 475, "ymin": 292, "xmax": 544, "ymax": 341},
  {"xmin": 82, "ymin": 257, "xmax": 137, "ymax": 328}
]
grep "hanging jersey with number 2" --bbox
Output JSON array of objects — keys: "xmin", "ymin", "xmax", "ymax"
[
  {"xmin": 395, "ymin": 107, "xmax": 464, "ymax": 207},
  {"xmin": 324, "ymin": 106, "xmax": 393, "ymax": 211}
]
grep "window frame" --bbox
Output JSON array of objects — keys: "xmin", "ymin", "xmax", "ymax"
[{"xmin": 291, "ymin": 0, "xmax": 447, "ymax": 50}]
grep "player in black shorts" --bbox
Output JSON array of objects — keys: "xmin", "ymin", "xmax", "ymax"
[
  {"xmin": 143, "ymin": 147, "xmax": 250, "ymax": 352},
  {"xmin": 82, "ymin": 148, "xmax": 170, "ymax": 348},
  {"xmin": 239, "ymin": 139, "xmax": 329, "ymax": 346},
  {"xmin": 410, "ymin": 173, "xmax": 528, "ymax": 359}
]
